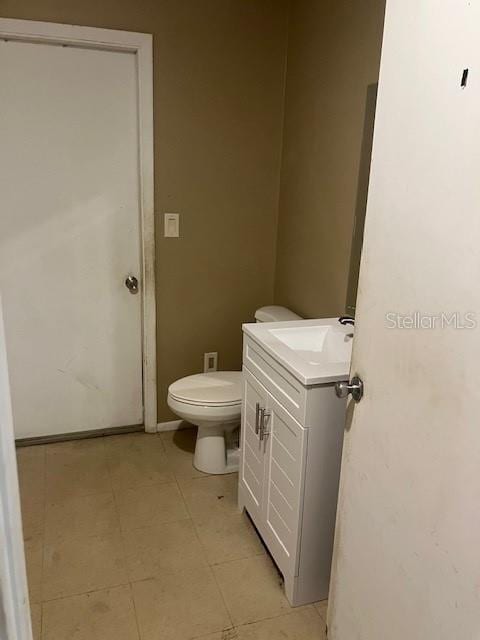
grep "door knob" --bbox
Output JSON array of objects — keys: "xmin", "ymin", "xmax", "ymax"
[
  {"xmin": 335, "ymin": 376, "xmax": 364, "ymax": 403},
  {"xmin": 125, "ymin": 275, "xmax": 139, "ymax": 294}
]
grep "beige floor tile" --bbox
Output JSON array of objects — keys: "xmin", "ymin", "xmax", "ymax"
[
  {"xmin": 18, "ymin": 471, "xmax": 45, "ymax": 508},
  {"xmin": 42, "ymin": 531, "xmax": 128, "ymax": 600},
  {"xmin": 132, "ymin": 565, "xmax": 231, "ymax": 640},
  {"xmin": 236, "ymin": 607, "xmax": 326, "ymax": 639},
  {"xmin": 104, "ymin": 432, "xmax": 164, "ymax": 453},
  {"xmin": 161, "ymin": 428, "xmax": 210, "ymax": 479},
  {"xmin": 17, "ymin": 446, "xmax": 46, "ymax": 542},
  {"xmin": 45, "ymin": 491, "xmax": 119, "ymax": 544},
  {"xmin": 17, "ymin": 444, "xmax": 47, "ymax": 464},
  {"xmin": 314, "ymin": 599, "xmax": 328, "ymax": 623},
  {"xmin": 115, "ymin": 482, "xmax": 189, "ymax": 531},
  {"xmin": 42, "ymin": 585, "xmax": 139, "ymax": 640},
  {"xmin": 194, "ymin": 512, "xmax": 264, "ymax": 565},
  {"xmin": 122, "ymin": 519, "xmax": 207, "ymax": 581},
  {"xmin": 213, "ymin": 555, "xmax": 292, "ymax": 626},
  {"xmin": 179, "ymin": 474, "xmax": 240, "ymax": 522},
  {"xmin": 17, "ymin": 446, "xmax": 46, "ymax": 505},
  {"xmin": 30, "ymin": 603, "xmax": 42, "ymax": 640},
  {"xmin": 45, "ymin": 439, "xmax": 111, "ymax": 502},
  {"xmin": 20, "ymin": 494, "xmax": 45, "ymax": 541},
  {"xmin": 190, "ymin": 631, "xmax": 237, "ymax": 640},
  {"xmin": 25, "ymin": 536, "xmax": 43, "ymax": 604},
  {"xmin": 17, "ymin": 433, "xmax": 323, "ymax": 640},
  {"xmin": 105, "ymin": 433, "xmax": 174, "ymax": 490},
  {"xmin": 45, "ymin": 437, "xmax": 106, "ymax": 458}
]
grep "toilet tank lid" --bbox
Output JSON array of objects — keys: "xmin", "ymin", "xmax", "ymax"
[{"xmin": 254, "ymin": 305, "xmax": 302, "ymax": 322}]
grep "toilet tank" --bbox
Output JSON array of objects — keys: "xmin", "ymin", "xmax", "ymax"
[{"xmin": 254, "ymin": 305, "xmax": 302, "ymax": 323}]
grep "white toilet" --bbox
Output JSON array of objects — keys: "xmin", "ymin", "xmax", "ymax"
[{"xmin": 167, "ymin": 306, "xmax": 301, "ymax": 475}]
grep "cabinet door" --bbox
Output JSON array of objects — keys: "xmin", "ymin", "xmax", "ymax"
[
  {"xmin": 263, "ymin": 392, "xmax": 307, "ymax": 576},
  {"xmin": 239, "ymin": 367, "xmax": 269, "ymax": 522}
]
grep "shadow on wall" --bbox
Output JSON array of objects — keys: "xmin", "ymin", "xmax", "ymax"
[{"xmin": 345, "ymin": 83, "xmax": 378, "ymax": 316}]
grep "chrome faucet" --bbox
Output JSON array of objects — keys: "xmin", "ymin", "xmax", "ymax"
[{"xmin": 338, "ymin": 316, "xmax": 355, "ymax": 327}]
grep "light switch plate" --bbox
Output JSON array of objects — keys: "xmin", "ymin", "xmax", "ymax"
[{"xmin": 164, "ymin": 213, "xmax": 180, "ymax": 237}]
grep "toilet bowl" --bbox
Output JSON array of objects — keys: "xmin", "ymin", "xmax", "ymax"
[
  {"xmin": 167, "ymin": 306, "xmax": 302, "ymax": 475},
  {"xmin": 167, "ymin": 371, "xmax": 242, "ymax": 474}
]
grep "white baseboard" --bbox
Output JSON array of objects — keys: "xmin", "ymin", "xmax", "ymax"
[{"xmin": 156, "ymin": 419, "xmax": 189, "ymax": 433}]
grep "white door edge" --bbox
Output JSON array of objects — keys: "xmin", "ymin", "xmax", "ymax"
[
  {"xmin": 0, "ymin": 300, "xmax": 32, "ymax": 640},
  {"xmin": 0, "ymin": 18, "xmax": 157, "ymax": 433}
]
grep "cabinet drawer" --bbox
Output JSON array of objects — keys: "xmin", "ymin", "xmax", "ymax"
[{"xmin": 243, "ymin": 337, "xmax": 306, "ymax": 423}]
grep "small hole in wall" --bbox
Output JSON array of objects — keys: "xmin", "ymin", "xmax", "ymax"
[{"xmin": 461, "ymin": 68, "xmax": 469, "ymax": 88}]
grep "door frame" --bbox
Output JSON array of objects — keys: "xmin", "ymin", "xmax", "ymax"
[{"xmin": 0, "ymin": 18, "xmax": 157, "ymax": 432}]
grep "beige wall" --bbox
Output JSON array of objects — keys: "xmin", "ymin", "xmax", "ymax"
[
  {"xmin": 274, "ymin": 0, "xmax": 386, "ymax": 318},
  {"xmin": 0, "ymin": 0, "xmax": 289, "ymax": 420}
]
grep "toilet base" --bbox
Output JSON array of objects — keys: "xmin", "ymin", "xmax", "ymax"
[{"xmin": 194, "ymin": 422, "xmax": 240, "ymax": 475}]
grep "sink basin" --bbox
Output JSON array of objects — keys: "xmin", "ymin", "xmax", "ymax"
[
  {"xmin": 269, "ymin": 325, "xmax": 353, "ymax": 366},
  {"xmin": 242, "ymin": 318, "xmax": 353, "ymax": 385}
]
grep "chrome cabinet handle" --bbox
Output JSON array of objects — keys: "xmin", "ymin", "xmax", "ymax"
[
  {"xmin": 255, "ymin": 402, "xmax": 261, "ymax": 434},
  {"xmin": 259, "ymin": 408, "xmax": 271, "ymax": 441}
]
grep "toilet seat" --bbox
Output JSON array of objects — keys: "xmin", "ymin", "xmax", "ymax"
[{"xmin": 168, "ymin": 371, "xmax": 242, "ymax": 407}]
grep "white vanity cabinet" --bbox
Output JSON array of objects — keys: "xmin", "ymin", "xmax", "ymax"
[{"xmin": 238, "ymin": 330, "xmax": 348, "ymax": 606}]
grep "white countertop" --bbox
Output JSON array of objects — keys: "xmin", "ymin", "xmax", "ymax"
[{"xmin": 243, "ymin": 318, "xmax": 353, "ymax": 386}]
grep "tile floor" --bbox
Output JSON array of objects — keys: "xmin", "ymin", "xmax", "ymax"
[{"xmin": 17, "ymin": 428, "xmax": 328, "ymax": 639}]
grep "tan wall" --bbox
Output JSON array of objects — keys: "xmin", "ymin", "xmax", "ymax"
[
  {"xmin": 274, "ymin": 0, "xmax": 386, "ymax": 318},
  {"xmin": 0, "ymin": 0, "xmax": 289, "ymax": 420}
]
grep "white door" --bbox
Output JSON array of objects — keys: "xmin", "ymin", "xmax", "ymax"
[
  {"xmin": 328, "ymin": 1, "xmax": 480, "ymax": 638},
  {"xmin": 0, "ymin": 38, "xmax": 143, "ymax": 438}
]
